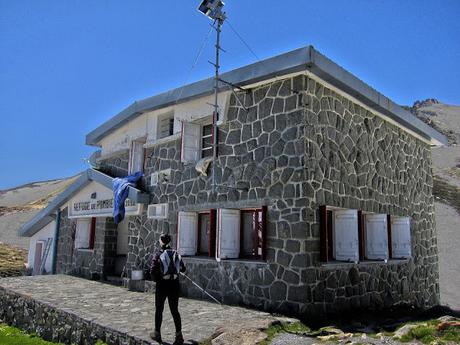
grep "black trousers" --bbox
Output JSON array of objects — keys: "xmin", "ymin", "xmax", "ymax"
[{"xmin": 155, "ymin": 279, "xmax": 182, "ymax": 333}]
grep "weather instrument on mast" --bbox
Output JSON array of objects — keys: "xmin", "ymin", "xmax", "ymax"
[
  {"xmin": 197, "ymin": 0, "xmax": 226, "ymax": 21},
  {"xmin": 197, "ymin": 0, "xmax": 226, "ymax": 194}
]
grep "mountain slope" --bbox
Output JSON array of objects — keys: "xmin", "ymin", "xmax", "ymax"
[
  {"xmin": 406, "ymin": 99, "xmax": 460, "ymax": 309},
  {"xmin": 0, "ymin": 177, "xmax": 77, "ymax": 249}
]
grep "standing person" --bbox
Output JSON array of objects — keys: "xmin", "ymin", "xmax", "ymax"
[{"xmin": 150, "ymin": 233, "xmax": 186, "ymax": 345}]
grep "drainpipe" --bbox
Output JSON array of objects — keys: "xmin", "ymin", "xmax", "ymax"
[{"xmin": 51, "ymin": 209, "xmax": 61, "ymax": 274}]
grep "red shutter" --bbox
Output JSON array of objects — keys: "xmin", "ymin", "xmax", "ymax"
[
  {"xmin": 319, "ymin": 205, "xmax": 328, "ymax": 262},
  {"xmin": 358, "ymin": 210, "xmax": 365, "ymax": 261},
  {"xmin": 261, "ymin": 206, "xmax": 267, "ymax": 260},
  {"xmin": 89, "ymin": 217, "xmax": 96, "ymax": 250},
  {"xmin": 209, "ymin": 209, "xmax": 217, "ymax": 257},
  {"xmin": 387, "ymin": 214, "xmax": 392, "ymax": 259}
]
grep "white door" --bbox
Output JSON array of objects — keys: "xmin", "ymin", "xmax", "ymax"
[
  {"xmin": 129, "ymin": 140, "xmax": 144, "ymax": 174},
  {"xmin": 218, "ymin": 209, "xmax": 240, "ymax": 259},
  {"xmin": 333, "ymin": 209, "xmax": 359, "ymax": 262},
  {"xmin": 365, "ymin": 214, "xmax": 388, "ymax": 260},
  {"xmin": 181, "ymin": 122, "xmax": 200, "ymax": 163},
  {"xmin": 392, "ymin": 217, "xmax": 411, "ymax": 258},
  {"xmin": 117, "ymin": 218, "xmax": 129, "ymax": 255},
  {"xmin": 177, "ymin": 211, "xmax": 198, "ymax": 256}
]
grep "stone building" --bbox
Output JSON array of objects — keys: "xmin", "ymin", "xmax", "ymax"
[{"xmin": 20, "ymin": 45, "xmax": 446, "ymax": 316}]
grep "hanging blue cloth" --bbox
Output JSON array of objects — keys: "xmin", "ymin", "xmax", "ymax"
[{"xmin": 112, "ymin": 171, "xmax": 143, "ymax": 224}]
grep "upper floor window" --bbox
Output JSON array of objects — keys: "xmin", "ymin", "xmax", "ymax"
[
  {"xmin": 181, "ymin": 118, "xmax": 214, "ymax": 163},
  {"xmin": 157, "ymin": 113, "xmax": 174, "ymax": 140},
  {"xmin": 129, "ymin": 139, "xmax": 145, "ymax": 174},
  {"xmin": 201, "ymin": 124, "xmax": 213, "ymax": 158}
]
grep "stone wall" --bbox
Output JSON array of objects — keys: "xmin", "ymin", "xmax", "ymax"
[
  {"xmin": 56, "ymin": 208, "xmax": 117, "ymax": 280},
  {"xmin": 0, "ymin": 286, "xmax": 151, "ymax": 345},
  {"xmin": 93, "ymin": 74, "xmax": 439, "ymax": 317}
]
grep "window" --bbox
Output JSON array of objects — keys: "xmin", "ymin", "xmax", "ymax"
[
  {"xmin": 181, "ymin": 120, "xmax": 215, "ymax": 163},
  {"xmin": 390, "ymin": 216, "xmax": 411, "ymax": 258},
  {"xmin": 197, "ymin": 212, "xmax": 216, "ymax": 256},
  {"xmin": 320, "ymin": 206, "xmax": 359, "ymax": 262},
  {"xmin": 320, "ymin": 206, "xmax": 412, "ymax": 262},
  {"xmin": 129, "ymin": 139, "xmax": 145, "ymax": 174},
  {"xmin": 177, "ymin": 207, "xmax": 266, "ymax": 260},
  {"xmin": 240, "ymin": 208, "xmax": 265, "ymax": 259},
  {"xmin": 75, "ymin": 218, "xmax": 96, "ymax": 250},
  {"xmin": 201, "ymin": 124, "xmax": 213, "ymax": 158},
  {"xmin": 157, "ymin": 113, "xmax": 174, "ymax": 139}
]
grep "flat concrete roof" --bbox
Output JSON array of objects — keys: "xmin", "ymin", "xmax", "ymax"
[
  {"xmin": 86, "ymin": 45, "xmax": 446, "ymax": 146},
  {"xmin": 19, "ymin": 169, "xmax": 149, "ymax": 237}
]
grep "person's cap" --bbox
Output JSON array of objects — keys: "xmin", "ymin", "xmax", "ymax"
[{"xmin": 160, "ymin": 233, "xmax": 171, "ymax": 246}]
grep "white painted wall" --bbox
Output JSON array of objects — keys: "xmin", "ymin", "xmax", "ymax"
[
  {"xmin": 98, "ymin": 91, "xmax": 230, "ymax": 156},
  {"xmin": 28, "ymin": 220, "xmax": 55, "ymax": 274}
]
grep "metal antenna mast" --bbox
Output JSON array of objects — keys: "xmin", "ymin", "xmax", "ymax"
[{"xmin": 198, "ymin": 0, "xmax": 226, "ymax": 194}]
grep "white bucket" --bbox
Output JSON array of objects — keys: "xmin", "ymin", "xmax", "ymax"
[{"xmin": 131, "ymin": 270, "xmax": 144, "ymax": 280}]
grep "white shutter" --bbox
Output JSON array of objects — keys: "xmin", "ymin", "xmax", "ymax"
[
  {"xmin": 365, "ymin": 214, "xmax": 388, "ymax": 260},
  {"xmin": 181, "ymin": 122, "xmax": 200, "ymax": 163},
  {"xmin": 333, "ymin": 209, "xmax": 359, "ymax": 262},
  {"xmin": 129, "ymin": 140, "xmax": 144, "ymax": 173},
  {"xmin": 177, "ymin": 211, "xmax": 198, "ymax": 256},
  {"xmin": 218, "ymin": 209, "xmax": 240, "ymax": 259},
  {"xmin": 392, "ymin": 217, "xmax": 411, "ymax": 258},
  {"xmin": 75, "ymin": 219, "xmax": 90, "ymax": 249},
  {"xmin": 150, "ymin": 172, "xmax": 159, "ymax": 186}
]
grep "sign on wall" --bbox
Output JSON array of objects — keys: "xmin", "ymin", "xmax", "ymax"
[{"xmin": 67, "ymin": 181, "xmax": 143, "ymax": 218}]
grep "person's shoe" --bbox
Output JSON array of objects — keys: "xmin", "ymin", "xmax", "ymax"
[
  {"xmin": 149, "ymin": 330, "xmax": 162, "ymax": 344},
  {"xmin": 173, "ymin": 331, "xmax": 184, "ymax": 345}
]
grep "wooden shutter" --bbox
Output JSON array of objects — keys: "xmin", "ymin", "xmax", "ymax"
[
  {"xmin": 391, "ymin": 217, "xmax": 411, "ymax": 258},
  {"xmin": 129, "ymin": 140, "xmax": 145, "ymax": 174},
  {"xmin": 75, "ymin": 219, "xmax": 90, "ymax": 249},
  {"xmin": 333, "ymin": 209, "xmax": 359, "ymax": 262},
  {"xmin": 209, "ymin": 209, "xmax": 217, "ymax": 257},
  {"xmin": 217, "ymin": 209, "xmax": 240, "ymax": 259},
  {"xmin": 365, "ymin": 214, "xmax": 388, "ymax": 260},
  {"xmin": 181, "ymin": 122, "xmax": 200, "ymax": 163},
  {"xmin": 177, "ymin": 211, "xmax": 198, "ymax": 256},
  {"xmin": 89, "ymin": 217, "xmax": 96, "ymax": 250}
]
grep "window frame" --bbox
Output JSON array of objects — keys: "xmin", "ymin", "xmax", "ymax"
[
  {"xmin": 157, "ymin": 112, "xmax": 175, "ymax": 140},
  {"xmin": 75, "ymin": 217, "xmax": 96, "ymax": 250},
  {"xmin": 239, "ymin": 207, "xmax": 266, "ymax": 260}
]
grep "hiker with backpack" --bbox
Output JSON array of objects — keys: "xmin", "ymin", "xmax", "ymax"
[{"xmin": 150, "ymin": 233, "xmax": 186, "ymax": 345}]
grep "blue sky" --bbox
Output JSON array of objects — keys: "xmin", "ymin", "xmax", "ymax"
[{"xmin": 0, "ymin": 0, "xmax": 459, "ymax": 190}]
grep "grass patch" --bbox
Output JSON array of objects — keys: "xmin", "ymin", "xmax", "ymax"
[
  {"xmin": 0, "ymin": 243, "xmax": 27, "ymax": 277},
  {"xmin": 396, "ymin": 319, "xmax": 460, "ymax": 344},
  {"xmin": 258, "ymin": 322, "xmax": 311, "ymax": 345},
  {"xmin": 0, "ymin": 323, "xmax": 61, "ymax": 345}
]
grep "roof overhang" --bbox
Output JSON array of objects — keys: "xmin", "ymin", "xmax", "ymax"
[
  {"xmin": 85, "ymin": 45, "xmax": 447, "ymax": 147},
  {"xmin": 18, "ymin": 169, "xmax": 149, "ymax": 237}
]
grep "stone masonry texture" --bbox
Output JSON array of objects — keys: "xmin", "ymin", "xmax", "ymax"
[{"xmin": 58, "ymin": 74, "xmax": 439, "ymax": 317}]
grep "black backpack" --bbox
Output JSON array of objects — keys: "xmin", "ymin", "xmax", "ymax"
[{"xmin": 159, "ymin": 249, "xmax": 181, "ymax": 280}]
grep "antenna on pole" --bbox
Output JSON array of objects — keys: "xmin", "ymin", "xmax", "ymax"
[{"xmin": 197, "ymin": 0, "xmax": 226, "ymax": 195}]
